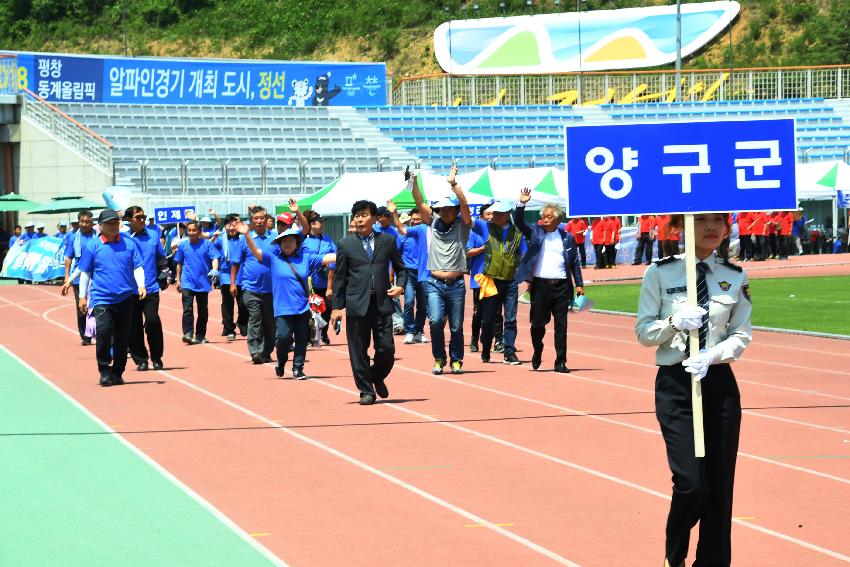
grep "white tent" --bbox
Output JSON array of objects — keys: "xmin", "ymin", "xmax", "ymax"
[{"xmin": 795, "ymin": 161, "xmax": 850, "ymax": 200}]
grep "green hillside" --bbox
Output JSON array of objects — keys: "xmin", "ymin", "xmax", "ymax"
[{"xmin": 0, "ymin": 0, "xmax": 848, "ymax": 78}]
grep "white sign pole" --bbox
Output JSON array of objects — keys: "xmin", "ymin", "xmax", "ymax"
[{"xmin": 684, "ymin": 214, "xmax": 706, "ymax": 459}]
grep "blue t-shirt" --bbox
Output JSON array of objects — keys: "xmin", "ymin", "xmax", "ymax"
[
  {"xmin": 397, "ymin": 232, "xmax": 420, "ymax": 270},
  {"xmin": 262, "ymin": 247, "xmax": 326, "ymax": 317},
  {"xmin": 9, "ymin": 235, "xmax": 18, "ymax": 248},
  {"xmin": 212, "ymin": 235, "xmax": 244, "ymax": 286},
  {"xmin": 129, "ymin": 227, "xmax": 166, "ymax": 294},
  {"xmin": 78, "ymin": 235, "xmax": 143, "ymax": 308},
  {"xmin": 64, "ymin": 230, "xmax": 96, "ymax": 284},
  {"xmin": 34, "ymin": 232, "xmax": 47, "ymax": 239},
  {"xmin": 374, "ymin": 223, "xmax": 399, "ymax": 239},
  {"xmin": 175, "ymin": 239, "xmax": 221, "ymax": 293},
  {"xmin": 466, "ymin": 231, "xmax": 487, "ymax": 289},
  {"xmin": 404, "ymin": 224, "xmax": 431, "ymax": 280},
  {"xmin": 301, "ymin": 233, "xmax": 336, "ymax": 289},
  {"xmin": 232, "ymin": 231, "xmax": 274, "ymax": 293},
  {"xmin": 21, "ymin": 232, "xmax": 36, "ymax": 242}
]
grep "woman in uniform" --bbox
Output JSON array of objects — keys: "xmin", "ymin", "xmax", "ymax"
[{"xmin": 635, "ymin": 213, "xmax": 752, "ymax": 567}]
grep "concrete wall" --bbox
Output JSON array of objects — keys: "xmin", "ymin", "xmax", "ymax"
[{"xmin": 10, "ymin": 117, "xmax": 112, "ymax": 226}]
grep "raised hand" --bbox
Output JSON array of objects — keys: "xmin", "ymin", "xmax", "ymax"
[
  {"xmin": 235, "ymin": 221, "xmax": 249, "ymax": 235},
  {"xmin": 386, "ymin": 199, "xmax": 397, "ymax": 214},
  {"xmin": 447, "ymin": 164, "xmax": 458, "ymax": 186},
  {"xmin": 288, "ymin": 198, "xmax": 299, "ymax": 213},
  {"xmin": 404, "ymin": 165, "xmax": 411, "ymax": 181},
  {"xmin": 519, "ymin": 187, "xmax": 532, "ymax": 204}
]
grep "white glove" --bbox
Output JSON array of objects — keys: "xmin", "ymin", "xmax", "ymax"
[
  {"xmin": 683, "ymin": 348, "xmax": 721, "ymax": 381},
  {"xmin": 671, "ymin": 306, "xmax": 707, "ymax": 331}
]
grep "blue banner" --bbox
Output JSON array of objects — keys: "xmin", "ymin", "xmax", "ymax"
[
  {"xmin": 9, "ymin": 51, "xmax": 387, "ymax": 106},
  {"xmin": 154, "ymin": 206, "xmax": 196, "ymax": 224},
  {"xmin": 838, "ymin": 190, "xmax": 850, "ymax": 208},
  {"xmin": 565, "ymin": 119, "xmax": 798, "ymax": 217},
  {"xmin": 1, "ymin": 237, "xmax": 66, "ymax": 282}
]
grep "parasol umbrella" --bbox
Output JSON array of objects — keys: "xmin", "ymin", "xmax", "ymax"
[
  {"xmin": 27, "ymin": 195, "xmax": 105, "ymax": 215},
  {"xmin": 0, "ymin": 193, "xmax": 42, "ymax": 212}
]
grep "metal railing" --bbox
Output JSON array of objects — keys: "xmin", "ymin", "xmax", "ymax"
[
  {"xmin": 392, "ymin": 65, "xmax": 850, "ymax": 106},
  {"xmin": 20, "ymin": 88, "xmax": 113, "ymax": 171}
]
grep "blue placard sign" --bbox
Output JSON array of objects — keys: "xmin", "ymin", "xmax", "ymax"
[
  {"xmin": 154, "ymin": 206, "xmax": 195, "ymax": 224},
  {"xmin": 838, "ymin": 190, "xmax": 850, "ymax": 208},
  {"xmin": 564, "ymin": 119, "xmax": 798, "ymax": 217}
]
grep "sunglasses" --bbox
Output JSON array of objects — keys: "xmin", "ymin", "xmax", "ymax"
[{"xmin": 133, "ymin": 214, "xmax": 147, "ymax": 220}]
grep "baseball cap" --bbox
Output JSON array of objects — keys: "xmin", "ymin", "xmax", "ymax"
[
  {"xmin": 36, "ymin": 223, "xmax": 45, "ymax": 229},
  {"xmin": 58, "ymin": 222, "xmax": 67, "ymax": 227},
  {"xmin": 399, "ymin": 212, "xmax": 412, "ymax": 223},
  {"xmin": 432, "ymin": 196, "xmax": 459, "ymax": 210},
  {"xmin": 24, "ymin": 221, "xmax": 35, "ymax": 228},
  {"xmin": 200, "ymin": 216, "xmax": 212, "ymax": 223},
  {"xmin": 276, "ymin": 212, "xmax": 294, "ymax": 224},
  {"xmin": 488, "ymin": 200, "xmax": 514, "ymax": 213},
  {"xmin": 98, "ymin": 209, "xmax": 121, "ymax": 223},
  {"xmin": 272, "ymin": 227, "xmax": 303, "ymax": 244}
]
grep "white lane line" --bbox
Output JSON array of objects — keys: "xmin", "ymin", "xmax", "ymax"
[
  {"xmin": 0, "ymin": 343, "xmax": 289, "ymax": 567},
  {"xmin": 9, "ymin": 295, "xmax": 582, "ymax": 566}
]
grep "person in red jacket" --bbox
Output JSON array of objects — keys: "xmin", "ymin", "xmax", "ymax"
[
  {"xmin": 590, "ymin": 217, "xmax": 607, "ymax": 269},
  {"xmin": 766, "ymin": 211, "xmax": 782, "ymax": 259},
  {"xmin": 736, "ymin": 212, "xmax": 753, "ymax": 261},
  {"xmin": 655, "ymin": 214, "xmax": 670, "ymax": 258},
  {"xmin": 632, "ymin": 214, "xmax": 656, "ymax": 265},
  {"xmin": 779, "ymin": 210, "xmax": 794, "ymax": 259},
  {"xmin": 604, "ymin": 216, "xmax": 621, "ymax": 268},
  {"xmin": 749, "ymin": 212, "xmax": 768, "ymax": 260},
  {"xmin": 565, "ymin": 217, "xmax": 588, "ymax": 267}
]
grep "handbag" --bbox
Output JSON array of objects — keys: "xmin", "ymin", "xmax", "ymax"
[{"xmin": 283, "ymin": 256, "xmax": 326, "ymax": 314}]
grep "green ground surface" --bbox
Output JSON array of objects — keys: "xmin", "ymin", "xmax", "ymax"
[
  {"xmin": 587, "ymin": 275, "xmax": 850, "ymax": 336},
  {"xmin": 0, "ymin": 346, "xmax": 278, "ymax": 567}
]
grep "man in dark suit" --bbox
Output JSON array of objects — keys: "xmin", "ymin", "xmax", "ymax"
[
  {"xmin": 330, "ymin": 200, "xmax": 407, "ymax": 405},
  {"xmin": 514, "ymin": 188, "xmax": 584, "ymax": 373}
]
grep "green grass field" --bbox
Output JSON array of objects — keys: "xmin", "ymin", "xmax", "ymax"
[{"xmin": 587, "ymin": 276, "xmax": 850, "ymax": 336}]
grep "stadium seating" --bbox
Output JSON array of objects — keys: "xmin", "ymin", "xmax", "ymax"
[{"xmin": 55, "ymin": 97, "xmax": 850, "ymax": 195}]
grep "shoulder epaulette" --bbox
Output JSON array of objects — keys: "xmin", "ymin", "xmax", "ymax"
[
  {"xmin": 719, "ymin": 259, "xmax": 743, "ymax": 272},
  {"xmin": 654, "ymin": 256, "xmax": 680, "ymax": 266}
]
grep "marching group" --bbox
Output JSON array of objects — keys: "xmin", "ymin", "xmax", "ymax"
[{"xmin": 43, "ymin": 165, "xmax": 756, "ymax": 567}]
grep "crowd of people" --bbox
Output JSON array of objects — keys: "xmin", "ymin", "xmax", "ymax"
[{"xmin": 14, "ymin": 166, "xmax": 760, "ymax": 567}]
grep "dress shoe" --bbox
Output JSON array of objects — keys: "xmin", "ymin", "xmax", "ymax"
[
  {"xmin": 99, "ymin": 374, "xmax": 112, "ymax": 387},
  {"xmin": 182, "ymin": 333, "xmax": 193, "ymax": 344},
  {"xmin": 81, "ymin": 337, "xmax": 93, "ymax": 346},
  {"xmin": 481, "ymin": 350, "xmax": 490, "ymax": 363},
  {"xmin": 110, "ymin": 374, "xmax": 124, "ymax": 385},
  {"xmin": 251, "ymin": 354, "xmax": 264, "ymax": 365},
  {"xmin": 136, "ymin": 361, "xmax": 149, "ymax": 372},
  {"xmin": 554, "ymin": 364, "xmax": 571, "ymax": 374},
  {"xmin": 531, "ymin": 350, "xmax": 542, "ymax": 370},
  {"xmin": 374, "ymin": 379, "xmax": 389, "ymax": 398},
  {"xmin": 152, "ymin": 360, "xmax": 164, "ymax": 371},
  {"xmin": 261, "ymin": 354, "xmax": 273, "ymax": 364},
  {"xmin": 359, "ymin": 393, "xmax": 376, "ymax": 405},
  {"xmin": 191, "ymin": 336, "xmax": 209, "ymax": 345},
  {"xmin": 275, "ymin": 363, "xmax": 285, "ymax": 378},
  {"xmin": 293, "ymin": 368, "xmax": 308, "ymax": 380}
]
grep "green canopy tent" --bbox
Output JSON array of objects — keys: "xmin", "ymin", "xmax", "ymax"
[
  {"xmin": 27, "ymin": 195, "xmax": 105, "ymax": 215},
  {"xmin": 0, "ymin": 193, "xmax": 42, "ymax": 213}
]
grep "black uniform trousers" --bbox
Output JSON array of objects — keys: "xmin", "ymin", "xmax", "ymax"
[
  {"xmin": 220, "ymin": 285, "xmax": 247, "ymax": 336},
  {"xmin": 738, "ymin": 235, "xmax": 753, "ymax": 261},
  {"xmin": 576, "ymin": 241, "xmax": 587, "ymax": 267},
  {"xmin": 634, "ymin": 232, "xmax": 653, "ymax": 264},
  {"xmin": 346, "ymin": 295, "xmax": 395, "ymax": 396},
  {"xmin": 129, "ymin": 292, "xmax": 164, "ymax": 364},
  {"xmin": 594, "ymin": 244, "xmax": 607, "ymax": 268},
  {"xmin": 181, "ymin": 290, "xmax": 209, "ymax": 339},
  {"xmin": 244, "ymin": 290, "xmax": 275, "ymax": 357},
  {"xmin": 471, "ymin": 287, "xmax": 503, "ymax": 345},
  {"xmin": 529, "ymin": 278, "xmax": 571, "ymax": 368},
  {"xmin": 754, "ymin": 235, "xmax": 766, "ymax": 260},
  {"xmin": 604, "ymin": 243, "xmax": 617, "ymax": 266},
  {"xmin": 71, "ymin": 284, "xmax": 88, "ymax": 339},
  {"xmin": 655, "ymin": 363, "xmax": 741, "ymax": 567},
  {"xmin": 93, "ymin": 297, "xmax": 133, "ymax": 380}
]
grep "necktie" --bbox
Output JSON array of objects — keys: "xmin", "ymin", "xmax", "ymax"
[
  {"xmin": 696, "ymin": 261, "xmax": 710, "ymax": 350},
  {"xmin": 364, "ymin": 235, "xmax": 373, "ymax": 260}
]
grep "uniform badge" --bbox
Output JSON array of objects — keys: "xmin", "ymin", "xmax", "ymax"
[
  {"xmin": 718, "ymin": 281, "xmax": 731, "ymax": 292},
  {"xmin": 742, "ymin": 284, "xmax": 751, "ymax": 302}
]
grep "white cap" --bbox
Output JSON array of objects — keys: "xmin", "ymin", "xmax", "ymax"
[
  {"xmin": 25, "ymin": 221, "xmax": 35, "ymax": 228},
  {"xmin": 58, "ymin": 222, "xmax": 68, "ymax": 227},
  {"xmin": 488, "ymin": 200, "xmax": 514, "ymax": 213},
  {"xmin": 200, "ymin": 216, "xmax": 212, "ymax": 223},
  {"xmin": 36, "ymin": 223, "xmax": 45, "ymax": 229}
]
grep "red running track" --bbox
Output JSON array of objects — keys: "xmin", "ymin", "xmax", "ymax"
[{"xmin": 1, "ymin": 282, "xmax": 848, "ymax": 566}]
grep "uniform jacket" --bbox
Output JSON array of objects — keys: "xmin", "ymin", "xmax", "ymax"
[
  {"xmin": 635, "ymin": 254, "xmax": 752, "ymax": 366},
  {"xmin": 332, "ymin": 231, "xmax": 407, "ymax": 318}
]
